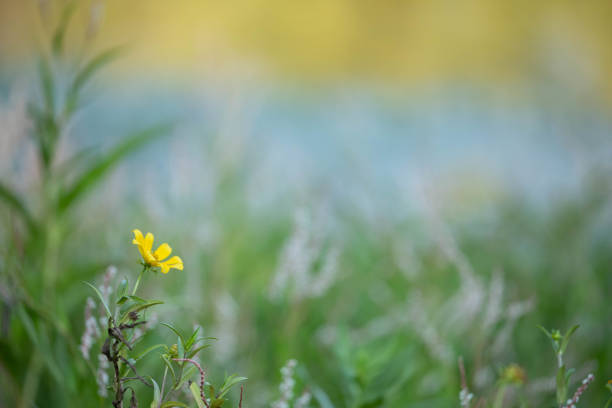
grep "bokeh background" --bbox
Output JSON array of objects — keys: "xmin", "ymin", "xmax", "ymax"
[{"xmin": 1, "ymin": 1, "xmax": 611, "ymax": 407}]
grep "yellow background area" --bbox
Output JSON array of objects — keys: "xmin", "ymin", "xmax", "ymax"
[{"xmin": 2, "ymin": 0, "xmax": 612, "ymax": 92}]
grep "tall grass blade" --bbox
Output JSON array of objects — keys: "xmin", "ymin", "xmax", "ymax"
[
  {"xmin": 51, "ymin": 1, "xmax": 77, "ymax": 56},
  {"xmin": 57, "ymin": 124, "xmax": 171, "ymax": 213},
  {"xmin": 38, "ymin": 57, "xmax": 54, "ymax": 115},
  {"xmin": 65, "ymin": 46, "xmax": 124, "ymax": 116},
  {"xmin": 0, "ymin": 181, "xmax": 37, "ymax": 231}
]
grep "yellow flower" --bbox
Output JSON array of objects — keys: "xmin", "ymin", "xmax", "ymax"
[{"xmin": 132, "ymin": 229, "xmax": 183, "ymax": 273}]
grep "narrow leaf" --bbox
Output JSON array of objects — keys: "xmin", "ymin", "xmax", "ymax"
[
  {"xmin": 0, "ymin": 181, "xmax": 36, "ymax": 231},
  {"xmin": 560, "ymin": 324, "xmax": 580, "ymax": 354},
  {"xmin": 160, "ymin": 323, "xmax": 186, "ymax": 344},
  {"xmin": 187, "ymin": 344, "xmax": 211, "ymax": 359},
  {"xmin": 132, "ymin": 344, "xmax": 166, "ymax": 362},
  {"xmin": 51, "ymin": 1, "xmax": 77, "ymax": 56},
  {"xmin": 218, "ymin": 375, "xmax": 247, "ymax": 399},
  {"xmin": 38, "ymin": 57, "xmax": 55, "ymax": 114},
  {"xmin": 189, "ymin": 382, "xmax": 206, "ymax": 408},
  {"xmin": 177, "ymin": 336, "xmax": 185, "ymax": 360},
  {"xmin": 161, "ymin": 402, "xmax": 189, "ymax": 408},
  {"xmin": 116, "ymin": 278, "xmax": 129, "ymax": 300},
  {"xmin": 119, "ymin": 300, "xmax": 163, "ymax": 323},
  {"xmin": 185, "ymin": 327, "xmax": 200, "ymax": 350},
  {"xmin": 58, "ymin": 124, "xmax": 171, "ymax": 213},
  {"xmin": 65, "ymin": 47, "xmax": 124, "ymax": 115},
  {"xmin": 150, "ymin": 378, "xmax": 161, "ymax": 408},
  {"xmin": 83, "ymin": 281, "xmax": 112, "ymax": 317}
]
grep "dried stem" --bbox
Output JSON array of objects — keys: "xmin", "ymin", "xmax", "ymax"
[
  {"xmin": 458, "ymin": 356, "xmax": 468, "ymax": 389},
  {"xmin": 103, "ymin": 315, "xmax": 149, "ymax": 408}
]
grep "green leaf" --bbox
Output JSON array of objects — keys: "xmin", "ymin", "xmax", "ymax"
[
  {"xmin": 29, "ymin": 99, "xmax": 59, "ymax": 169},
  {"xmin": 312, "ymin": 387, "xmax": 334, "ymax": 408},
  {"xmin": 312, "ymin": 386, "xmax": 335, "ymax": 408},
  {"xmin": 17, "ymin": 307, "xmax": 63, "ymax": 383},
  {"xmin": 119, "ymin": 300, "xmax": 163, "ymax": 323},
  {"xmin": 37, "ymin": 57, "xmax": 55, "ymax": 115},
  {"xmin": 64, "ymin": 46, "xmax": 123, "ymax": 116},
  {"xmin": 126, "ymin": 295, "xmax": 150, "ymax": 304},
  {"xmin": 189, "ymin": 382, "xmax": 206, "ymax": 408},
  {"xmin": 565, "ymin": 367, "xmax": 575, "ymax": 383},
  {"xmin": 0, "ymin": 181, "xmax": 37, "ymax": 232},
  {"xmin": 150, "ymin": 378, "xmax": 161, "ymax": 408},
  {"xmin": 185, "ymin": 327, "xmax": 200, "ymax": 350},
  {"xmin": 536, "ymin": 325, "xmax": 552, "ymax": 340},
  {"xmin": 187, "ymin": 344, "xmax": 211, "ymax": 359},
  {"xmin": 161, "ymin": 402, "xmax": 189, "ymax": 408},
  {"xmin": 83, "ymin": 281, "xmax": 112, "ymax": 318},
  {"xmin": 537, "ymin": 325, "xmax": 560, "ymax": 353},
  {"xmin": 161, "ymin": 323, "xmax": 186, "ymax": 344},
  {"xmin": 51, "ymin": 1, "xmax": 77, "ymax": 56},
  {"xmin": 132, "ymin": 344, "xmax": 166, "ymax": 362},
  {"xmin": 560, "ymin": 325, "xmax": 579, "ymax": 354},
  {"xmin": 210, "ymin": 397, "xmax": 225, "ymax": 408},
  {"xmin": 116, "ymin": 296, "xmax": 129, "ymax": 305},
  {"xmin": 57, "ymin": 124, "xmax": 172, "ymax": 213},
  {"xmin": 17, "ymin": 306, "xmax": 39, "ymax": 347},
  {"xmin": 116, "ymin": 278, "xmax": 129, "ymax": 301},
  {"xmin": 177, "ymin": 336, "xmax": 185, "ymax": 360},
  {"xmin": 217, "ymin": 375, "xmax": 247, "ymax": 399}
]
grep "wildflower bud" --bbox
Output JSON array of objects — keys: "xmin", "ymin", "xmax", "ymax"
[
  {"xmin": 551, "ymin": 330, "xmax": 562, "ymax": 341},
  {"xmin": 501, "ymin": 364, "xmax": 526, "ymax": 385},
  {"xmin": 170, "ymin": 344, "xmax": 178, "ymax": 358}
]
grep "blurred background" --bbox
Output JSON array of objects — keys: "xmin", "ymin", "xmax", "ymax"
[{"xmin": 1, "ymin": 0, "xmax": 611, "ymax": 407}]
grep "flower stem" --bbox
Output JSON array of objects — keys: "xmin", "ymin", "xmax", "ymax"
[
  {"xmin": 492, "ymin": 384, "xmax": 507, "ymax": 408},
  {"xmin": 132, "ymin": 265, "xmax": 147, "ymax": 296}
]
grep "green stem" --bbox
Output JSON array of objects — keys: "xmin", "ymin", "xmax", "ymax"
[
  {"xmin": 604, "ymin": 396, "xmax": 612, "ymax": 408},
  {"xmin": 20, "ymin": 352, "xmax": 43, "ymax": 408},
  {"xmin": 159, "ymin": 366, "xmax": 169, "ymax": 406},
  {"xmin": 131, "ymin": 265, "xmax": 147, "ymax": 296},
  {"xmin": 493, "ymin": 384, "xmax": 507, "ymax": 408}
]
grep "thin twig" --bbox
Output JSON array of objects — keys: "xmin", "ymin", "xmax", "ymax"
[
  {"xmin": 119, "ymin": 356, "xmax": 152, "ymax": 387},
  {"xmin": 458, "ymin": 356, "xmax": 467, "ymax": 389}
]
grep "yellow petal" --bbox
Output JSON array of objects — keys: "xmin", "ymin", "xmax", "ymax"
[
  {"xmin": 132, "ymin": 229, "xmax": 144, "ymax": 246},
  {"xmin": 144, "ymin": 232, "xmax": 154, "ymax": 252},
  {"xmin": 137, "ymin": 245, "xmax": 148, "ymax": 260},
  {"xmin": 154, "ymin": 243, "xmax": 172, "ymax": 261},
  {"xmin": 160, "ymin": 263, "xmax": 170, "ymax": 274},
  {"xmin": 160, "ymin": 256, "xmax": 183, "ymax": 272}
]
